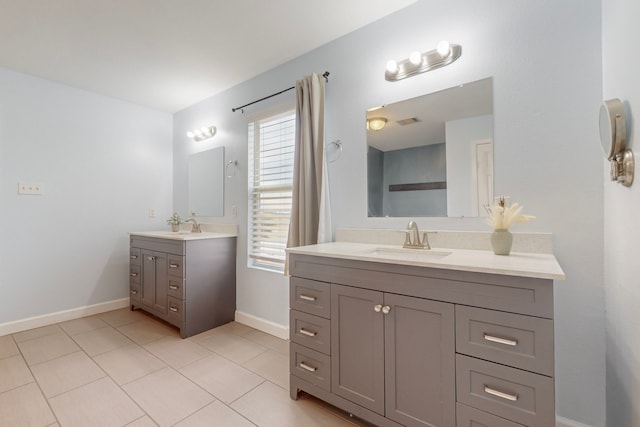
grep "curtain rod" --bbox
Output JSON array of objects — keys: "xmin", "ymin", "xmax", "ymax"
[{"xmin": 232, "ymin": 71, "xmax": 330, "ymax": 113}]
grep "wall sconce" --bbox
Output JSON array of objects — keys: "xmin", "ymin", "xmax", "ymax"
[
  {"xmin": 186, "ymin": 126, "xmax": 217, "ymax": 142},
  {"xmin": 385, "ymin": 40, "xmax": 462, "ymax": 82},
  {"xmin": 367, "ymin": 117, "xmax": 387, "ymax": 131},
  {"xmin": 599, "ymin": 99, "xmax": 634, "ymax": 186}
]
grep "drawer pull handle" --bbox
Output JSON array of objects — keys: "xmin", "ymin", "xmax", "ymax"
[
  {"xmin": 130, "ymin": 255, "xmax": 138, "ymax": 259},
  {"xmin": 169, "ymin": 263, "xmax": 179, "ymax": 268},
  {"xmin": 169, "ymin": 284, "xmax": 179, "ymax": 290},
  {"xmin": 147, "ymin": 256, "xmax": 156, "ymax": 261},
  {"xmin": 374, "ymin": 304, "xmax": 382, "ymax": 312},
  {"xmin": 130, "ymin": 273, "xmax": 138, "ymax": 277},
  {"xmin": 130, "ymin": 290, "xmax": 138, "ymax": 295},
  {"xmin": 299, "ymin": 294, "xmax": 316, "ymax": 302},
  {"xmin": 483, "ymin": 334, "xmax": 518, "ymax": 347},
  {"xmin": 169, "ymin": 306, "xmax": 179, "ymax": 312},
  {"xmin": 299, "ymin": 328, "xmax": 317, "ymax": 337},
  {"xmin": 484, "ymin": 386, "xmax": 518, "ymax": 401},
  {"xmin": 299, "ymin": 362, "xmax": 317, "ymax": 372}
]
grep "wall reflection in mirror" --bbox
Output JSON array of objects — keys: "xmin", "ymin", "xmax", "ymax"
[
  {"xmin": 188, "ymin": 146, "xmax": 224, "ymax": 217},
  {"xmin": 367, "ymin": 78, "xmax": 494, "ymax": 218}
]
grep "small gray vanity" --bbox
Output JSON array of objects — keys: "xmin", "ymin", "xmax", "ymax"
[
  {"xmin": 288, "ymin": 239, "xmax": 564, "ymax": 427},
  {"xmin": 129, "ymin": 230, "xmax": 236, "ymax": 338}
]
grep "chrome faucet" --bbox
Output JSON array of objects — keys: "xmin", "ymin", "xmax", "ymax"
[
  {"xmin": 184, "ymin": 217, "xmax": 201, "ymax": 233},
  {"xmin": 403, "ymin": 221, "xmax": 431, "ymax": 249}
]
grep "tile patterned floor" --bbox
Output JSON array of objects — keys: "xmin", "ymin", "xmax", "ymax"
[{"xmin": 0, "ymin": 309, "xmax": 371, "ymax": 427}]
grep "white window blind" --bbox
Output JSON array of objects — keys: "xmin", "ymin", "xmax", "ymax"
[{"xmin": 248, "ymin": 109, "xmax": 295, "ymax": 272}]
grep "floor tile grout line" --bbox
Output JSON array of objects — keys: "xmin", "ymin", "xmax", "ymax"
[{"xmin": 12, "ymin": 335, "xmax": 62, "ymax": 427}]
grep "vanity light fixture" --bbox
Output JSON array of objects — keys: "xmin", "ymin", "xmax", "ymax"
[
  {"xmin": 385, "ymin": 40, "xmax": 462, "ymax": 82},
  {"xmin": 599, "ymin": 99, "xmax": 634, "ymax": 186},
  {"xmin": 367, "ymin": 117, "xmax": 387, "ymax": 131},
  {"xmin": 186, "ymin": 126, "xmax": 217, "ymax": 142}
]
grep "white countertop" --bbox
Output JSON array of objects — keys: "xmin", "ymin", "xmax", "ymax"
[
  {"xmin": 130, "ymin": 230, "xmax": 237, "ymax": 241},
  {"xmin": 286, "ymin": 242, "xmax": 565, "ymax": 280}
]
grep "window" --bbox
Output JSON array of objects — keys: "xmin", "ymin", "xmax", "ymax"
[{"xmin": 248, "ymin": 108, "xmax": 295, "ymax": 272}]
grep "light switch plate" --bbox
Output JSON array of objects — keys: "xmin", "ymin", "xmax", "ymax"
[{"xmin": 18, "ymin": 182, "xmax": 43, "ymax": 195}]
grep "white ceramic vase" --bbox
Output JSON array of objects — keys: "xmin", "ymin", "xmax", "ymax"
[{"xmin": 491, "ymin": 229, "xmax": 513, "ymax": 256}]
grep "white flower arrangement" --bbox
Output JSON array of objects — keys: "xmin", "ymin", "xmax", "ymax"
[
  {"xmin": 166, "ymin": 212, "xmax": 184, "ymax": 225},
  {"xmin": 485, "ymin": 197, "xmax": 535, "ymax": 230}
]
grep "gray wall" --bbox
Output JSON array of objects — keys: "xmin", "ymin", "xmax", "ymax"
[
  {"xmin": 173, "ymin": 1, "xmax": 603, "ymax": 425},
  {"xmin": 602, "ymin": 0, "xmax": 640, "ymax": 425},
  {"xmin": 0, "ymin": 66, "xmax": 173, "ymax": 323},
  {"xmin": 383, "ymin": 143, "xmax": 447, "ymax": 217}
]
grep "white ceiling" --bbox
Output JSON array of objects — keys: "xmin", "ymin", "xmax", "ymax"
[{"xmin": 0, "ymin": 0, "xmax": 416, "ymax": 112}]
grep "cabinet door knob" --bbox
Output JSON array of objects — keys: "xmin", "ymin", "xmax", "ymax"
[
  {"xmin": 130, "ymin": 255, "xmax": 138, "ymax": 259},
  {"xmin": 382, "ymin": 305, "xmax": 391, "ymax": 314},
  {"xmin": 373, "ymin": 304, "xmax": 382, "ymax": 312},
  {"xmin": 130, "ymin": 273, "xmax": 138, "ymax": 277},
  {"xmin": 147, "ymin": 256, "xmax": 156, "ymax": 261},
  {"xmin": 130, "ymin": 290, "xmax": 138, "ymax": 295}
]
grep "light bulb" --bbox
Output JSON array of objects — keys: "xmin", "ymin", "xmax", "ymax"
[
  {"xmin": 437, "ymin": 40, "xmax": 451, "ymax": 57},
  {"xmin": 409, "ymin": 51, "xmax": 422, "ymax": 65},
  {"xmin": 186, "ymin": 131, "xmax": 195, "ymax": 138},
  {"xmin": 194, "ymin": 129, "xmax": 203, "ymax": 136},
  {"xmin": 200, "ymin": 126, "xmax": 210, "ymax": 135},
  {"xmin": 386, "ymin": 59, "xmax": 399, "ymax": 74}
]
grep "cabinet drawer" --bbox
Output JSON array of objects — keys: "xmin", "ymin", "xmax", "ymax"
[
  {"xmin": 167, "ymin": 296, "xmax": 184, "ymax": 325},
  {"xmin": 167, "ymin": 256, "xmax": 184, "ymax": 277},
  {"xmin": 456, "ymin": 306, "xmax": 554, "ymax": 376},
  {"xmin": 290, "ymin": 278, "xmax": 330, "ymax": 318},
  {"xmin": 130, "ymin": 248, "xmax": 141, "ymax": 265},
  {"xmin": 456, "ymin": 403, "xmax": 525, "ymax": 427},
  {"xmin": 130, "ymin": 284, "xmax": 141, "ymax": 304},
  {"xmin": 290, "ymin": 342, "xmax": 331, "ymax": 392},
  {"xmin": 167, "ymin": 277, "xmax": 185, "ymax": 299},
  {"xmin": 456, "ymin": 355, "xmax": 554, "ymax": 427},
  {"xmin": 129, "ymin": 265, "xmax": 141, "ymax": 284},
  {"xmin": 290, "ymin": 310, "xmax": 330, "ymax": 355}
]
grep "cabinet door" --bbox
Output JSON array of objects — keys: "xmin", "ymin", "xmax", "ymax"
[
  {"xmin": 331, "ymin": 284, "xmax": 385, "ymax": 415},
  {"xmin": 384, "ymin": 293, "xmax": 455, "ymax": 427},
  {"xmin": 141, "ymin": 250, "xmax": 168, "ymax": 314}
]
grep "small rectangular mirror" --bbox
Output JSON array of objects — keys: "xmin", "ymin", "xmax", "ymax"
[
  {"xmin": 367, "ymin": 77, "xmax": 494, "ymax": 217},
  {"xmin": 188, "ymin": 146, "xmax": 224, "ymax": 217}
]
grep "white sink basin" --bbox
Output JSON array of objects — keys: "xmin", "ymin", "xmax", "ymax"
[{"xmin": 364, "ymin": 247, "xmax": 452, "ymax": 261}]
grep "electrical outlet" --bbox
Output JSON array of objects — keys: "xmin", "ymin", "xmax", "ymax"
[
  {"xmin": 149, "ymin": 208, "xmax": 156, "ymax": 218},
  {"xmin": 18, "ymin": 182, "xmax": 43, "ymax": 195}
]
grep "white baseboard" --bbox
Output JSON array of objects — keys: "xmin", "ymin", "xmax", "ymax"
[
  {"xmin": 557, "ymin": 416, "xmax": 594, "ymax": 427},
  {"xmin": 234, "ymin": 310, "xmax": 289, "ymax": 340},
  {"xmin": 0, "ymin": 298, "xmax": 130, "ymax": 337}
]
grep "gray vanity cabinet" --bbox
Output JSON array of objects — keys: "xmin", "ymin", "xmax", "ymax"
[
  {"xmin": 289, "ymin": 252, "xmax": 556, "ymax": 427},
  {"xmin": 130, "ymin": 235, "xmax": 236, "ymax": 338},
  {"xmin": 331, "ymin": 284, "xmax": 455, "ymax": 426},
  {"xmin": 141, "ymin": 249, "xmax": 169, "ymax": 314}
]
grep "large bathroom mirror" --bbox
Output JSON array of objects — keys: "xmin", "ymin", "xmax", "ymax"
[
  {"xmin": 188, "ymin": 146, "xmax": 224, "ymax": 217},
  {"xmin": 367, "ymin": 77, "xmax": 494, "ymax": 217}
]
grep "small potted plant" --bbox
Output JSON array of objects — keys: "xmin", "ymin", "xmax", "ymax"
[
  {"xmin": 167, "ymin": 212, "xmax": 183, "ymax": 232},
  {"xmin": 485, "ymin": 197, "xmax": 535, "ymax": 255}
]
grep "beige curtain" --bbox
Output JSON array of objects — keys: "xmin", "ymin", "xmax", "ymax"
[{"xmin": 286, "ymin": 73, "xmax": 332, "ymax": 272}]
